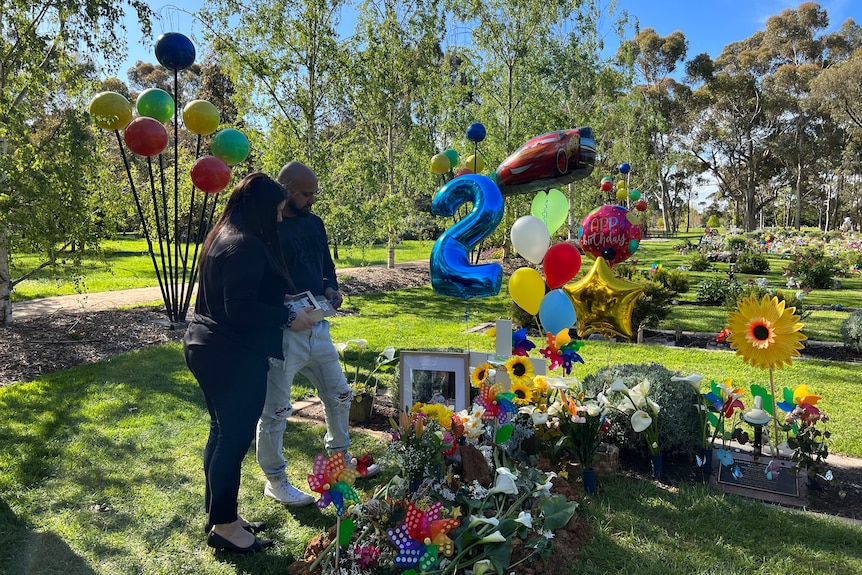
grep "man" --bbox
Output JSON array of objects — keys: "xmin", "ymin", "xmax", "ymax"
[{"xmin": 256, "ymin": 161, "xmax": 378, "ymax": 507}]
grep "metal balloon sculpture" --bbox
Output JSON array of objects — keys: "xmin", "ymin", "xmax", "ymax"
[{"xmin": 89, "ymin": 33, "xmax": 249, "ymax": 323}]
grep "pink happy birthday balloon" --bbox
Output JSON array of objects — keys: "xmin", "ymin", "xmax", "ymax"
[{"xmin": 577, "ymin": 204, "xmax": 642, "ymax": 266}]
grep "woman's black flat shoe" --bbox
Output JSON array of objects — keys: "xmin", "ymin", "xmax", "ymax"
[
  {"xmin": 207, "ymin": 531, "xmax": 273, "ymax": 554},
  {"xmin": 204, "ymin": 521, "xmax": 267, "ymax": 534}
]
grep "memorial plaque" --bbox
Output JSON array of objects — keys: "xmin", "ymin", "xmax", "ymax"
[{"xmin": 717, "ymin": 458, "xmax": 798, "ymax": 497}]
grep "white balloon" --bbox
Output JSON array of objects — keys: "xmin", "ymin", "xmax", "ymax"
[{"xmin": 510, "ymin": 215, "xmax": 551, "ymax": 264}]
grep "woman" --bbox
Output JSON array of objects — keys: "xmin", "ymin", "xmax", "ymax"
[{"xmin": 184, "ymin": 172, "xmax": 315, "ymax": 553}]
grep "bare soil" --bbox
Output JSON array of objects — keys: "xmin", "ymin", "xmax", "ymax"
[{"xmin": 2, "ymin": 260, "xmax": 860, "ymax": 523}]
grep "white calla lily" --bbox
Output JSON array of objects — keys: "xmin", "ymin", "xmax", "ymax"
[
  {"xmin": 671, "ymin": 373, "xmax": 703, "ymax": 392},
  {"xmin": 531, "ymin": 410, "xmax": 549, "ymax": 425},
  {"xmin": 349, "ymin": 338, "xmax": 368, "ymax": 350},
  {"xmin": 515, "ymin": 511, "xmax": 533, "ymax": 528},
  {"xmin": 472, "ymin": 559, "xmax": 493, "ymax": 575},
  {"xmin": 478, "ymin": 531, "xmax": 506, "ymax": 543},
  {"xmin": 335, "ymin": 342, "xmax": 348, "ymax": 355},
  {"xmin": 468, "ymin": 515, "xmax": 500, "ymax": 528},
  {"xmin": 381, "ymin": 346, "xmax": 396, "ymax": 361},
  {"xmin": 490, "ymin": 467, "xmax": 519, "ymax": 495},
  {"xmin": 609, "ymin": 378, "xmax": 629, "ymax": 393},
  {"xmin": 631, "ymin": 410, "xmax": 653, "ymax": 433},
  {"xmin": 647, "ymin": 398, "xmax": 661, "ymax": 416}
]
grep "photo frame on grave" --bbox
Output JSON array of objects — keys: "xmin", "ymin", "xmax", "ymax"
[{"xmin": 399, "ymin": 351, "xmax": 470, "ymax": 412}]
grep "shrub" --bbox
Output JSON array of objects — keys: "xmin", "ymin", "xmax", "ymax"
[
  {"xmin": 725, "ymin": 236, "xmax": 748, "ymax": 252},
  {"xmin": 506, "ymin": 298, "xmax": 539, "ymax": 332},
  {"xmin": 582, "ymin": 363, "xmax": 701, "ymax": 457},
  {"xmin": 630, "ymin": 280, "xmax": 675, "ymax": 332},
  {"xmin": 840, "ymin": 310, "xmax": 862, "ymax": 354},
  {"xmin": 653, "ymin": 268, "xmax": 689, "ymax": 296},
  {"xmin": 727, "ymin": 285, "xmax": 812, "ymax": 321},
  {"xmin": 784, "ymin": 248, "xmax": 837, "ymax": 290},
  {"xmin": 689, "ymin": 251, "xmax": 711, "ymax": 271},
  {"xmin": 706, "ymin": 215, "xmax": 721, "ymax": 228},
  {"xmin": 614, "ymin": 261, "xmax": 638, "ymax": 279},
  {"xmin": 736, "ymin": 251, "xmax": 770, "ymax": 274},
  {"xmin": 696, "ymin": 276, "xmax": 740, "ymax": 305}
]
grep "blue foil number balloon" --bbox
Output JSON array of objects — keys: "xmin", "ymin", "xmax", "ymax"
[{"xmin": 430, "ymin": 174, "xmax": 504, "ymax": 299}]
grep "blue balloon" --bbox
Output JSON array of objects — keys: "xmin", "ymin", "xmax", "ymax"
[
  {"xmin": 618, "ymin": 162, "xmax": 631, "ymax": 174},
  {"xmin": 539, "ymin": 289, "xmax": 576, "ymax": 336},
  {"xmin": 466, "ymin": 122, "xmax": 486, "ymax": 143},
  {"xmin": 430, "ymin": 174, "xmax": 504, "ymax": 299},
  {"xmin": 154, "ymin": 32, "xmax": 196, "ymax": 71}
]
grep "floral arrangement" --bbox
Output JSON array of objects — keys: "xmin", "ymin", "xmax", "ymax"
[
  {"xmin": 296, "ymin": 361, "xmax": 579, "ymax": 575},
  {"xmin": 607, "ymin": 378, "xmax": 661, "ymax": 456},
  {"xmin": 549, "ymin": 378, "xmax": 610, "ymax": 470}
]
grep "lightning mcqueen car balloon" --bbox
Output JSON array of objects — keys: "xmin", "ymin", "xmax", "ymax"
[{"xmin": 494, "ymin": 127, "xmax": 596, "ymax": 195}]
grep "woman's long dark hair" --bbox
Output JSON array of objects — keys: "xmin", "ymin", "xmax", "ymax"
[{"xmin": 199, "ymin": 172, "xmax": 291, "ymax": 285}]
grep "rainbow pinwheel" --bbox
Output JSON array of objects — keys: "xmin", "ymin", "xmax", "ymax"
[
  {"xmin": 776, "ymin": 384, "xmax": 822, "ymax": 415},
  {"xmin": 386, "ymin": 502, "xmax": 460, "ymax": 570},
  {"xmin": 539, "ymin": 332, "xmax": 584, "ymax": 375},
  {"xmin": 512, "ymin": 328, "xmax": 536, "ymax": 356},
  {"xmin": 307, "ymin": 453, "xmax": 360, "ymax": 516},
  {"xmin": 476, "ymin": 382, "xmax": 518, "ymax": 423}
]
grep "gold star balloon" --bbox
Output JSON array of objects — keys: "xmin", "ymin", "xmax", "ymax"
[{"xmin": 563, "ymin": 257, "xmax": 644, "ymax": 339}]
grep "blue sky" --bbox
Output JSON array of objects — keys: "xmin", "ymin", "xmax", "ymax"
[{"xmin": 110, "ymin": 0, "xmax": 862, "ymax": 79}]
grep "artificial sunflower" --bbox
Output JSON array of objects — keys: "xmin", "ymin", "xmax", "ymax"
[
  {"xmin": 471, "ymin": 363, "xmax": 493, "ymax": 388},
  {"xmin": 504, "ymin": 356, "xmax": 534, "ymax": 386},
  {"xmin": 509, "ymin": 380, "xmax": 532, "ymax": 406},
  {"xmin": 726, "ymin": 295, "xmax": 807, "ymax": 370}
]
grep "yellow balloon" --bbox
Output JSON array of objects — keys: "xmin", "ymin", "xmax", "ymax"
[
  {"xmin": 465, "ymin": 154, "xmax": 485, "ymax": 173},
  {"xmin": 616, "ymin": 189, "xmax": 628, "ymax": 201},
  {"xmin": 430, "ymin": 153, "xmax": 450, "ymax": 175},
  {"xmin": 616, "ymin": 180, "xmax": 627, "ymax": 190},
  {"xmin": 508, "ymin": 267, "xmax": 545, "ymax": 316},
  {"xmin": 563, "ymin": 257, "xmax": 644, "ymax": 339},
  {"xmin": 88, "ymin": 91, "xmax": 133, "ymax": 130},
  {"xmin": 182, "ymin": 100, "xmax": 220, "ymax": 135}
]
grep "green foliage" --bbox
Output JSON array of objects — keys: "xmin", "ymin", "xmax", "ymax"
[
  {"xmin": 724, "ymin": 236, "xmax": 748, "ymax": 252},
  {"xmin": 652, "ymin": 268, "xmax": 689, "ymax": 295},
  {"xmin": 784, "ymin": 248, "xmax": 837, "ymax": 289},
  {"xmin": 582, "ymin": 363, "xmax": 701, "ymax": 458},
  {"xmin": 840, "ymin": 310, "xmax": 862, "ymax": 353},
  {"xmin": 613, "ymin": 261, "xmax": 638, "ymax": 279},
  {"xmin": 688, "ymin": 251, "xmax": 711, "ymax": 271},
  {"xmin": 631, "ymin": 280, "xmax": 675, "ymax": 331},
  {"xmin": 695, "ymin": 276, "xmax": 740, "ymax": 305},
  {"xmin": 735, "ymin": 251, "xmax": 770, "ymax": 274},
  {"xmin": 706, "ymin": 215, "xmax": 721, "ymax": 228}
]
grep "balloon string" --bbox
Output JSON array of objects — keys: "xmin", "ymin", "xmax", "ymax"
[
  {"xmin": 115, "ymin": 130, "xmax": 169, "ymax": 310},
  {"xmin": 464, "ymin": 302, "xmax": 470, "ymax": 353}
]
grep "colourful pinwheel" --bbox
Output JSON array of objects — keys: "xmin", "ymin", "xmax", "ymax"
[
  {"xmin": 512, "ymin": 328, "xmax": 536, "ymax": 356},
  {"xmin": 539, "ymin": 332, "xmax": 584, "ymax": 375},
  {"xmin": 307, "ymin": 453, "xmax": 360, "ymax": 516},
  {"xmin": 476, "ymin": 382, "xmax": 518, "ymax": 423},
  {"xmin": 386, "ymin": 502, "xmax": 460, "ymax": 570},
  {"xmin": 776, "ymin": 384, "xmax": 822, "ymax": 415}
]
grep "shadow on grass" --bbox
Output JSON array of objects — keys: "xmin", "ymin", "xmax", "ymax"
[{"xmin": 1, "ymin": 497, "xmax": 100, "ymax": 575}]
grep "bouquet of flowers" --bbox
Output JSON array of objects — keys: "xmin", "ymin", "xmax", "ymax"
[
  {"xmin": 387, "ymin": 403, "xmax": 457, "ymax": 483},
  {"xmin": 550, "ymin": 378, "xmax": 609, "ymax": 470},
  {"xmin": 777, "ymin": 384, "xmax": 832, "ymax": 486}
]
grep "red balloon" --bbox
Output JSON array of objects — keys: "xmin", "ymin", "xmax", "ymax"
[
  {"xmin": 600, "ymin": 179, "xmax": 614, "ymax": 192},
  {"xmin": 454, "ymin": 168, "xmax": 474, "ymax": 178},
  {"xmin": 635, "ymin": 200, "xmax": 648, "ymax": 211},
  {"xmin": 123, "ymin": 117, "xmax": 168, "ymax": 157},
  {"xmin": 543, "ymin": 242, "xmax": 582, "ymax": 289},
  {"xmin": 190, "ymin": 155, "xmax": 231, "ymax": 193}
]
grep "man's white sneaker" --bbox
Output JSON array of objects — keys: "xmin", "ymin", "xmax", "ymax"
[
  {"xmin": 345, "ymin": 453, "xmax": 380, "ymax": 479},
  {"xmin": 264, "ymin": 477, "xmax": 315, "ymax": 507}
]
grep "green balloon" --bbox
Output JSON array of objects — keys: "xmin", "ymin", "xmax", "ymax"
[
  {"xmin": 442, "ymin": 148, "xmax": 460, "ymax": 169},
  {"xmin": 210, "ymin": 128, "xmax": 250, "ymax": 165},
  {"xmin": 136, "ymin": 88, "xmax": 175, "ymax": 124},
  {"xmin": 531, "ymin": 188, "xmax": 569, "ymax": 234}
]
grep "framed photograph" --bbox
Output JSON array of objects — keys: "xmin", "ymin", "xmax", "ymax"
[{"xmin": 399, "ymin": 351, "xmax": 469, "ymax": 412}]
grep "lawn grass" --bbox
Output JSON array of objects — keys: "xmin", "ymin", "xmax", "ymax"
[
  {"xmin": 2, "ymin": 285, "xmax": 861, "ymax": 574},
  {"xmin": 10, "ymin": 237, "xmax": 435, "ymax": 301}
]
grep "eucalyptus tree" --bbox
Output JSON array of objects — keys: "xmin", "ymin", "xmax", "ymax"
[
  {"xmin": 0, "ymin": 0, "xmax": 152, "ymax": 323},
  {"xmin": 614, "ymin": 27, "xmax": 692, "ymax": 235},
  {"xmin": 335, "ymin": 0, "xmax": 446, "ymax": 266}
]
